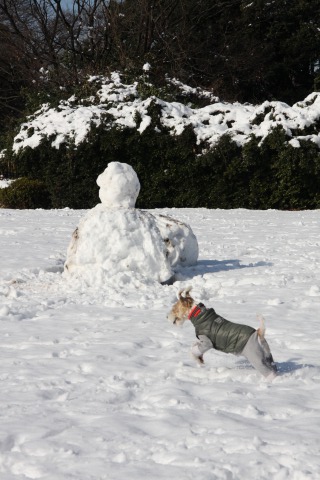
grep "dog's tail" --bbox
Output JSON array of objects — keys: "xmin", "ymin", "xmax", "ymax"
[{"xmin": 256, "ymin": 313, "xmax": 266, "ymax": 339}]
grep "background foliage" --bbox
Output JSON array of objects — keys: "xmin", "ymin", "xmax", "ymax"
[
  {"xmin": 0, "ymin": 0, "xmax": 320, "ymax": 210},
  {"xmin": 1, "ymin": 0, "xmax": 319, "ymax": 127},
  {"xmin": 2, "ymin": 118, "xmax": 319, "ymax": 210}
]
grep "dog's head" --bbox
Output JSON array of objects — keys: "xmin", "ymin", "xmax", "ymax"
[{"xmin": 167, "ymin": 286, "xmax": 195, "ymax": 326}]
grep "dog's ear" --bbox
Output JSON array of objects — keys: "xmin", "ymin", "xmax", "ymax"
[
  {"xmin": 185, "ymin": 286, "xmax": 192, "ymax": 298},
  {"xmin": 178, "ymin": 286, "xmax": 193, "ymax": 300}
]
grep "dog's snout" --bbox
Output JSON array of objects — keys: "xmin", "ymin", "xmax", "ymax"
[{"xmin": 167, "ymin": 311, "xmax": 177, "ymax": 324}]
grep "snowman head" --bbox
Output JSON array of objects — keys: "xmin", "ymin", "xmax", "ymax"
[{"xmin": 97, "ymin": 162, "xmax": 141, "ymax": 208}]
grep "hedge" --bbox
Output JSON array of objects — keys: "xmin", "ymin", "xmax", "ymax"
[{"xmin": 2, "ymin": 124, "xmax": 320, "ymax": 210}]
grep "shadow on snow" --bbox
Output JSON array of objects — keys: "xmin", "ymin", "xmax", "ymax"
[
  {"xmin": 276, "ymin": 358, "xmax": 317, "ymax": 374},
  {"xmin": 163, "ymin": 259, "xmax": 273, "ymax": 284}
]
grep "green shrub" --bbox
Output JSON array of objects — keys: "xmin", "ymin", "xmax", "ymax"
[
  {"xmin": 189, "ymin": 135, "xmax": 242, "ymax": 208},
  {"xmin": 11, "ymin": 114, "xmax": 201, "ymax": 208},
  {"xmin": 0, "ymin": 177, "xmax": 51, "ymax": 209},
  {"xmin": 270, "ymin": 138, "xmax": 320, "ymax": 209},
  {"xmin": 7, "ymin": 114, "xmax": 320, "ymax": 210},
  {"xmin": 246, "ymin": 128, "xmax": 320, "ymax": 209},
  {"xmin": 187, "ymin": 128, "xmax": 320, "ymax": 210}
]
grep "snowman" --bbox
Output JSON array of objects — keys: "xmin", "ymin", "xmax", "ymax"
[{"xmin": 64, "ymin": 162, "xmax": 198, "ymax": 284}]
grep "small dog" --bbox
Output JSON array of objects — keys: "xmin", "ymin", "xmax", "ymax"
[{"xmin": 167, "ymin": 287, "xmax": 277, "ymax": 380}]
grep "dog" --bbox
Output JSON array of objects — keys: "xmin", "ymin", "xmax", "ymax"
[{"xmin": 167, "ymin": 287, "xmax": 277, "ymax": 380}]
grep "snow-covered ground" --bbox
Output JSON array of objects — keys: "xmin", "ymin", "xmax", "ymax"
[{"xmin": 1, "ymin": 207, "xmax": 320, "ymax": 479}]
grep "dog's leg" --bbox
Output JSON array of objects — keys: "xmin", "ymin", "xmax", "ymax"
[
  {"xmin": 258, "ymin": 335, "xmax": 276, "ymax": 367},
  {"xmin": 191, "ymin": 335, "xmax": 213, "ymax": 365},
  {"xmin": 256, "ymin": 315, "xmax": 277, "ymax": 370},
  {"xmin": 242, "ymin": 332, "xmax": 277, "ymax": 379}
]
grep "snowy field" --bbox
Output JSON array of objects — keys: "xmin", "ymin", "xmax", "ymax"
[{"xmin": 1, "ymin": 207, "xmax": 320, "ymax": 480}]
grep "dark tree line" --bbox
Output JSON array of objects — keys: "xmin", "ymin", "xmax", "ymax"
[{"xmin": 1, "ymin": 0, "xmax": 320, "ymax": 133}]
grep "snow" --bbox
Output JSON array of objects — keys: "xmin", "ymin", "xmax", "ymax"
[
  {"xmin": 1, "ymin": 206, "xmax": 320, "ymax": 479},
  {"xmin": 64, "ymin": 163, "xmax": 198, "ymax": 284},
  {"xmin": 96, "ymin": 162, "xmax": 140, "ymax": 208},
  {"xmin": 11, "ymin": 73, "xmax": 320, "ymax": 153},
  {"xmin": 154, "ymin": 213, "xmax": 198, "ymax": 269},
  {"xmin": 64, "ymin": 204, "xmax": 174, "ymax": 283},
  {"xmin": 13, "ymin": 102, "xmax": 103, "ymax": 152},
  {"xmin": 0, "ymin": 178, "xmax": 13, "ymax": 189}
]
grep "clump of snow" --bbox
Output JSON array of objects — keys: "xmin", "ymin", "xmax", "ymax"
[
  {"xmin": 167, "ymin": 76, "xmax": 219, "ymax": 103},
  {"xmin": 11, "ymin": 72, "xmax": 320, "ymax": 154},
  {"xmin": 13, "ymin": 102, "xmax": 104, "ymax": 153},
  {"xmin": 0, "ymin": 177, "xmax": 14, "ymax": 189},
  {"xmin": 64, "ymin": 163, "xmax": 198, "ymax": 284},
  {"xmin": 288, "ymin": 138, "xmax": 301, "ymax": 148},
  {"xmin": 97, "ymin": 161, "xmax": 140, "ymax": 208}
]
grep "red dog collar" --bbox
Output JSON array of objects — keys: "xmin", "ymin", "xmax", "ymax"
[{"xmin": 188, "ymin": 305, "xmax": 203, "ymax": 319}]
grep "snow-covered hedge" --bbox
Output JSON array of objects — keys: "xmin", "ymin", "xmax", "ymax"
[
  {"xmin": 11, "ymin": 72, "xmax": 320, "ymax": 153},
  {"xmin": 2, "ymin": 72, "xmax": 320, "ymax": 210}
]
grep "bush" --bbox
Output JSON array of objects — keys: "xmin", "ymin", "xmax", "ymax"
[
  {"xmin": 254, "ymin": 128, "xmax": 320, "ymax": 209},
  {"xmin": 184, "ymin": 128, "xmax": 320, "ymax": 210},
  {"xmin": 0, "ymin": 177, "xmax": 51, "ymax": 209},
  {"xmin": 7, "ymin": 116, "xmax": 320, "ymax": 210},
  {"xmin": 10, "ymin": 114, "xmax": 200, "ymax": 209}
]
